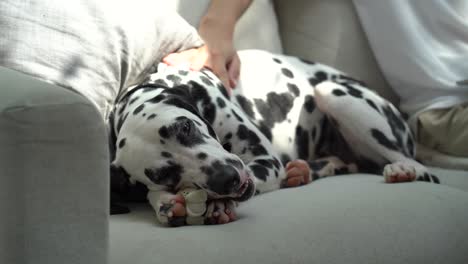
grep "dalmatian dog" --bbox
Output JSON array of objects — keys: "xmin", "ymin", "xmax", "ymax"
[{"xmin": 109, "ymin": 49, "xmax": 439, "ymax": 226}]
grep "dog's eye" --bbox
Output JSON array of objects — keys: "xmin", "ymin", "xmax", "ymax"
[{"xmin": 181, "ymin": 120, "xmax": 192, "ymax": 135}]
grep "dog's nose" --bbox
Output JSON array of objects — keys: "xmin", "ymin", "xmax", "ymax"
[{"xmin": 208, "ymin": 165, "xmax": 241, "ymax": 195}]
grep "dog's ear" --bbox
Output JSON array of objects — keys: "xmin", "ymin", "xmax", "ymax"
[
  {"xmin": 110, "ymin": 163, "xmax": 131, "ymax": 214},
  {"xmin": 110, "ymin": 163, "xmax": 131, "ymax": 194}
]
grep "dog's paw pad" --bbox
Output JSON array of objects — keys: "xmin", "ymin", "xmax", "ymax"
[
  {"xmin": 205, "ymin": 200, "xmax": 237, "ymax": 225},
  {"xmin": 158, "ymin": 194, "xmax": 187, "ymax": 227},
  {"xmin": 383, "ymin": 162, "xmax": 417, "ymax": 183},
  {"xmin": 281, "ymin": 159, "xmax": 311, "ymax": 188}
]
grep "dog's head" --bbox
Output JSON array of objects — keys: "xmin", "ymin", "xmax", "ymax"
[{"xmin": 113, "ymin": 83, "xmax": 255, "ymax": 202}]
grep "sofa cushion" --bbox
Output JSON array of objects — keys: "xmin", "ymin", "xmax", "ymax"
[{"xmin": 110, "ymin": 168, "xmax": 468, "ymax": 264}]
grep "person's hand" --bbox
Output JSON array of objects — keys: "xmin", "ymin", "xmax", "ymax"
[
  {"xmin": 163, "ymin": 1, "xmax": 248, "ymax": 91},
  {"xmin": 163, "ymin": 44, "xmax": 240, "ymax": 90}
]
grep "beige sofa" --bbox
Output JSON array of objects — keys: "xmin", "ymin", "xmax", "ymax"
[{"xmin": 1, "ymin": 1, "xmax": 467, "ymax": 264}]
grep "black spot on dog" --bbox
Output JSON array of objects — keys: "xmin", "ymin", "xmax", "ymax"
[
  {"xmin": 197, "ymin": 152, "xmax": 207, "ymax": 160},
  {"xmin": 224, "ymin": 132, "xmax": 233, "ymax": 140},
  {"xmin": 146, "ymin": 94, "xmax": 166, "ymax": 104},
  {"xmin": 216, "ymin": 97, "xmax": 226, "ymax": 108},
  {"xmin": 133, "ymin": 104, "xmax": 145, "ymax": 115},
  {"xmin": 167, "ymin": 74, "xmax": 182, "ymax": 86},
  {"xmin": 144, "ymin": 161, "xmax": 182, "ymax": 188},
  {"xmin": 272, "ymin": 158, "xmax": 281, "ymax": 169},
  {"xmin": 118, "ymin": 138, "xmax": 126, "ymax": 149},
  {"xmin": 407, "ymin": 136, "xmax": 415, "ymax": 157},
  {"xmin": 343, "ymin": 84, "xmax": 363, "ymax": 98},
  {"xmin": 311, "ymin": 127, "xmax": 317, "ymax": 142},
  {"xmin": 280, "ymin": 153, "xmax": 291, "ymax": 167},
  {"xmin": 142, "ymin": 113, "xmax": 146, "ymax": 117},
  {"xmin": 236, "ymin": 124, "xmax": 260, "ymax": 145},
  {"xmin": 334, "ymin": 167, "xmax": 350, "ymax": 175},
  {"xmin": 304, "ymin": 95, "xmax": 316, "ymax": 113},
  {"xmin": 315, "ymin": 71, "xmax": 328, "ymax": 82},
  {"xmin": 254, "ymin": 92, "xmax": 294, "ymax": 128},
  {"xmin": 311, "ymin": 172, "xmax": 320, "ymax": 181},
  {"xmin": 161, "ymin": 151, "xmax": 172, "ymax": 158},
  {"xmin": 218, "ymin": 83, "xmax": 230, "ymax": 99},
  {"xmin": 251, "ymin": 144, "xmax": 268, "ymax": 156},
  {"xmin": 371, "ymin": 128, "xmax": 399, "ymax": 152},
  {"xmin": 129, "ymin": 97, "xmax": 139, "ymax": 105},
  {"xmin": 308, "ymin": 71, "xmax": 328, "ymax": 86},
  {"xmin": 200, "ymin": 75, "xmax": 214, "ymax": 86},
  {"xmin": 160, "ymin": 139, "xmax": 165, "ymax": 144},
  {"xmin": 299, "ymin": 58, "xmax": 316, "ymax": 65},
  {"xmin": 287, "ymin": 83, "xmax": 300, "ymax": 97},
  {"xmin": 223, "ymin": 142, "xmax": 232, "ymax": 152},
  {"xmin": 308, "ymin": 160, "xmax": 328, "ymax": 171},
  {"xmin": 308, "ymin": 77, "xmax": 320, "ymax": 86},
  {"xmin": 381, "ymin": 104, "xmax": 409, "ymax": 155},
  {"xmin": 332, "ymin": 89, "xmax": 346, "ymax": 97},
  {"xmin": 231, "ymin": 109, "xmax": 244, "ymax": 122},
  {"xmin": 147, "ymin": 113, "xmax": 157, "ymax": 120},
  {"xmin": 249, "ymin": 164, "xmax": 268, "ymax": 181},
  {"xmin": 153, "ymin": 79, "xmax": 169, "ymax": 87},
  {"xmin": 178, "ymin": 70, "xmax": 189, "ymax": 76},
  {"xmin": 236, "ymin": 95, "xmax": 256, "ymax": 120},
  {"xmin": 189, "ymin": 81, "xmax": 217, "ymax": 125},
  {"xmin": 116, "ymin": 112, "xmax": 128, "ymax": 133},
  {"xmin": 273, "ymin": 58, "xmax": 282, "ymax": 64},
  {"xmin": 255, "ymin": 159, "xmax": 275, "ymax": 168},
  {"xmin": 281, "ymin": 68, "xmax": 294, "ymax": 78},
  {"xmin": 295, "ymin": 125, "xmax": 309, "ymax": 159},
  {"xmin": 366, "ymin": 99, "xmax": 380, "ymax": 113},
  {"xmin": 258, "ymin": 121, "xmax": 272, "ymax": 141},
  {"xmin": 337, "ymin": 74, "xmax": 367, "ymax": 86}
]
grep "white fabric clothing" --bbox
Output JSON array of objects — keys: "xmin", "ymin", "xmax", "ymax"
[{"xmin": 353, "ymin": 0, "xmax": 468, "ymax": 131}]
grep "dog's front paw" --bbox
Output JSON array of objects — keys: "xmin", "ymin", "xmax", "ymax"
[
  {"xmin": 204, "ymin": 200, "xmax": 238, "ymax": 225},
  {"xmin": 156, "ymin": 193, "xmax": 187, "ymax": 227}
]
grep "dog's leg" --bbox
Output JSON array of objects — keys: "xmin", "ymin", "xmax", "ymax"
[
  {"xmin": 282, "ymin": 156, "xmax": 359, "ymax": 187},
  {"xmin": 147, "ymin": 190, "xmax": 188, "ymax": 227},
  {"xmin": 313, "ymin": 80, "xmax": 439, "ymax": 183}
]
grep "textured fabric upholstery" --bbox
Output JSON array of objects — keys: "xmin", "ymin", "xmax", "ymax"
[{"xmin": 0, "ymin": 67, "xmax": 109, "ymax": 264}]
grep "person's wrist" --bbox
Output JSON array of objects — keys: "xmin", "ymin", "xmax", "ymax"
[{"xmin": 199, "ymin": 15, "xmax": 235, "ymax": 43}]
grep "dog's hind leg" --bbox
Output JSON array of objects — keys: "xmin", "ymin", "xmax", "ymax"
[{"xmin": 313, "ymin": 79, "xmax": 440, "ymax": 184}]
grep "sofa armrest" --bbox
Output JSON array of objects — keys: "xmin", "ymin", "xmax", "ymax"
[{"xmin": 0, "ymin": 67, "xmax": 109, "ymax": 264}]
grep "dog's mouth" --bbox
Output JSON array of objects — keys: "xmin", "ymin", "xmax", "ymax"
[
  {"xmin": 198, "ymin": 170, "xmax": 256, "ymax": 202},
  {"xmin": 232, "ymin": 178, "xmax": 255, "ymax": 202}
]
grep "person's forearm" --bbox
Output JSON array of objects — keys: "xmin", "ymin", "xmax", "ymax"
[{"xmin": 199, "ymin": 0, "xmax": 252, "ymax": 39}]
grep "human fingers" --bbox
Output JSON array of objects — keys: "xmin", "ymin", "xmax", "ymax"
[
  {"xmin": 162, "ymin": 48, "xmax": 198, "ymax": 67},
  {"xmin": 208, "ymin": 54, "xmax": 231, "ymax": 90},
  {"xmin": 227, "ymin": 53, "xmax": 241, "ymax": 88}
]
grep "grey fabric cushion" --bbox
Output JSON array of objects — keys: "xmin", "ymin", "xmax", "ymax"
[
  {"xmin": 0, "ymin": 67, "xmax": 109, "ymax": 264},
  {"xmin": 110, "ymin": 168, "xmax": 468, "ymax": 264}
]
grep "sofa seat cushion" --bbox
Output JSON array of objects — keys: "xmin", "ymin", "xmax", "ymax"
[{"xmin": 110, "ymin": 168, "xmax": 468, "ymax": 264}]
